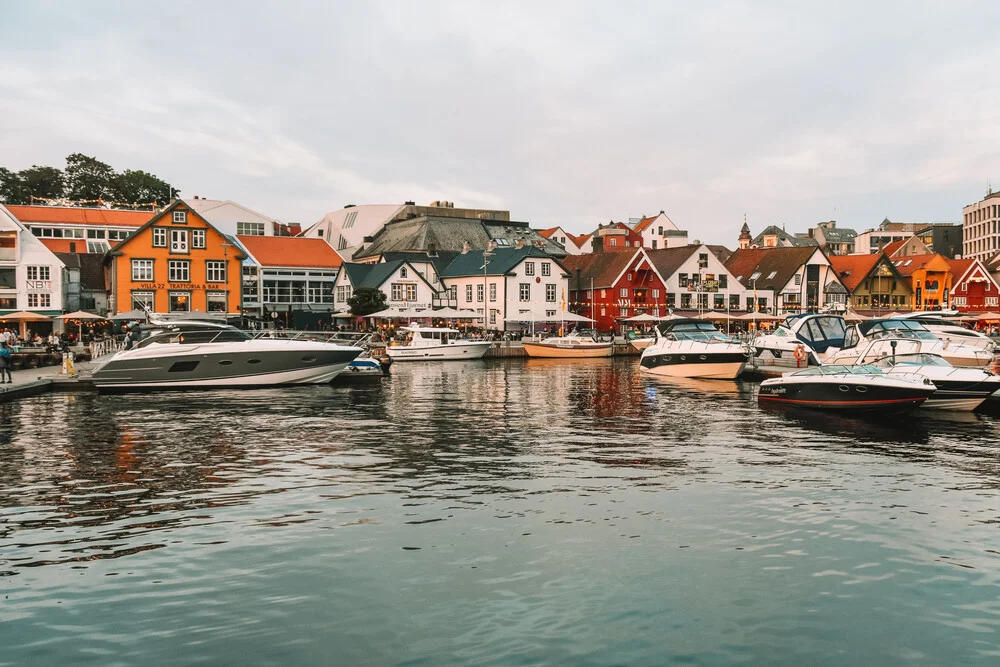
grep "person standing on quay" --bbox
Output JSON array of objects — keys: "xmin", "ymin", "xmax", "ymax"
[{"xmin": 0, "ymin": 341, "xmax": 12, "ymax": 384}]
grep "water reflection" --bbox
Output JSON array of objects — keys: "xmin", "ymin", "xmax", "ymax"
[{"xmin": 1, "ymin": 360, "xmax": 1000, "ymax": 665}]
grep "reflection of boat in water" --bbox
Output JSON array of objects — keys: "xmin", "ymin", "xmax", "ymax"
[
  {"xmin": 385, "ymin": 326, "xmax": 491, "ymax": 361},
  {"xmin": 92, "ymin": 319, "xmax": 362, "ymax": 390},
  {"xmin": 522, "ymin": 331, "xmax": 613, "ymax": 358},
  {"xmin": 642, "ymin": 374, "xmax": 755, "ymax": 397},
  {"xmin": 758, "ymin": 364, "xmax": 935, "ymax": 413},
  {"xmin": 639, "ymin": 319, "xmax": 748, "ymax": 379}
]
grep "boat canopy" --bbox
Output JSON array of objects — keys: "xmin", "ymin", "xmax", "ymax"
[
  {"xmin": 858, "ymin": 319, "xmax": 937, "ymax": 340},
  {"xmin": 400, "ymin": 325, "xmax": 460, "ymax": 334},
  {"xmin": 657, "ymin": 319, "xmax": 731, "ymax": 341}
]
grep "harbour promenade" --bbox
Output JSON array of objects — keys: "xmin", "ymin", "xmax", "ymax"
[{"xmin": 0, "ymin": 358, "xmax": 97, "ymax": 403}]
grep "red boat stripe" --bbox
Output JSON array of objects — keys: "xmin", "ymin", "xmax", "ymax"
[{"xmin": 757, "ymin": 397, "xmax": 927, "ymax": 405}]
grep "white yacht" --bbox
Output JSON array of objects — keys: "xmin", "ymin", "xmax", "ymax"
[
  {"xmin": 639, "ymin": 319, "xmax": 748, "ymax": 379},
  {"xmin": 758, "ymin": 365, "xmax": 936, "ymax": 413},
  {"xmin": 827, "ymin": 319, "xmax": 994, "ymax": 368},
  {"xmin": 522, "ymin": 331, "xmax": 613, "ymax": 358},
  {"xmin": 891, "ymin": 312, "xmax": 997, "ymax": 352},
  {"xmin": 863, "ymin": 350, "xmax": 1000, "ymax": 411},
  {"xmin": 91, "ymin": 320, "xmax": 362, "ymax": 390},
  {"xmin": 748, "ymin": 313, "xmax": 842, "ymax": 370},
  {"xmin": 385, "ymin": 326, "xmax": 492, "ymax": 361}
]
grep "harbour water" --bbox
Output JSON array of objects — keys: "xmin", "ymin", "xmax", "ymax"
[{"xmin": 1, "ymin": 358, "xmax": 999, "ymax": 665}]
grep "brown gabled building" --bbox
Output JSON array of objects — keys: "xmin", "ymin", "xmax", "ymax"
[
  {"xmin": 724, "ymin": 246, "xmax": 847, "ymax": 314},
  {"xmin": 828, "ymin": 253, "xmax": 912, "ymax": 311}
]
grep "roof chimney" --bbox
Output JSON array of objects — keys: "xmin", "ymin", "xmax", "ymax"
[{"xmin": 462, "ymin": 241, "xmax": 470, "ymax": 254}]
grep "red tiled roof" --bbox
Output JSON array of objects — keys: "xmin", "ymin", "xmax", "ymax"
[
  {"xmin": 561, "ymin": 251, "xmax": 638, "ymax": 288},
  {"xmin": 946, "ymin": 258, "xmax": 975, "ymax": 281},
  {"xmin": 237, "ymin": 235, "xmax": 343, "ymax": 268},
  {"xmin": 5, "ymin": 205, "xmax": 153, "ymax": 227},
  {"xmin": 882, "ymin": 239, "xmax": 906, "ymax": 256},
  {"xmin": 828, "ymin": 253, "xmax": 882, "ymax": 292},
  {"xmin": 537, "ymin": 227, "xmax": 559, "ymax": 239},
  {"xmin": 891, "ymin": 253, "xmax": 940, "ymax": 276},
  {"xmin": 39, "ymin": 238, "xmax": 122, "ymax": 254},
  {"xmin": 633, "ymin": 215, "xmax": 657, "ymax": 233},
  {"xmin": 567, "ymin": 232, "xmax": 591, "ymax": 249}
]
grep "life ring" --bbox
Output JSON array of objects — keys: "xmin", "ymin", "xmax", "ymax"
[{"xmin": 793, "ymin": 345, "xmax": 807, "ymax": 362}]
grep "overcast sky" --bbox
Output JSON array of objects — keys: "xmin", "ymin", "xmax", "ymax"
[{"xmin": 1, "ymin": 1, "xmax": 998, "ymax": 244}]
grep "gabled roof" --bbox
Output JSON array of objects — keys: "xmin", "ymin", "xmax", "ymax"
[
  {"xmin": 379, "ymin": 250, "xmax": 460, "ymax": 276},
  {"xmin": 633, "ymin": 215, "xmax": 657, "ymax": 233},
  {"xmin": 705, "ymin": 244, "xmax": 733, "ymax": 264},
  {"xmin": 891, "ymin": 253, "xmax": 947, "ymax": 277},
  {"xmin": 105, "ymin": 200, "xmax": 243, "ymax": 263},
  {"xmin": 5, "ymin": 205, "xmax": 153, "ymax": 227},
  {"xmin": 820, "ymin": 227, "xmax": 857, "ymax": 241},
  {"xmin": 724, "ymin": 246, "xmax": 820, "ymax": 290},
  {"xmin": 561, "ymin": 250, "xmax": 640, "ymax": 289},
  {"xmin": 440, "ymin": 246, "xmax": 567, "ymax": 278},
  {"xmin": 339, "ymin": 259, "xmax": 437, "ymax": 292},
  {"xmin": 946, "ymin": 258, "xmax": 976, "ymax": 284},
  {"xmin": 537, "ymin": 227, "xmax": 560, "ymax": 239},
  {"xmin": 567, "ymin": 232, "xmax": 591, "ymax": 249},
  {"xmin": 644, "ymin": 245, "xmax": 699, "ymax": 280},
  {"xmin": 751, "ymin": 225, "xmax": 818, "ymax": 248},
  {"xmin": 237, "ymin": 235, "xmax": 343, "ymax": 269},
  {"xmin": 184, "ymin": 198, "xmax": 277, "ymax": 222},
  {"xmin": 829, "ymin": 253, "xmax": 887, "ymax": 292},
  {"xmin": 882, "ymin": 239, "xmax": 907, "ymax": 256}
]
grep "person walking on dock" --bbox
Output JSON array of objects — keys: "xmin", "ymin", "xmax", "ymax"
[{"xmin": 0, "ymin": 341, "xmax": 12, "ymax": 384}]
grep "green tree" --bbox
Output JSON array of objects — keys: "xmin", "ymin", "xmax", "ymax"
[
  {"xmin": 17, "ymin": 165, "xmax": 64, "ymax": 201},
  {"xmin": 64, "ymin": 153, "xmax": 115, "ymax": 201},
  {"xmin": 0, "ymin": 167, "xmax": 28, "ymax": 204},
  {"xmin": 108, "ymin": 169, "xmax": 176, "ymax": 207},
  {"xmin": 347, "ymin": 287, "xmax": 388, "ymax": 316}
]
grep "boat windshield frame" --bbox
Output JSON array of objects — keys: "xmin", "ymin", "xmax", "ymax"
[
  {"xmin": 859, "ymin": 319, "xmax": 937, "ymax": 340},
  {"xmin": 791, "ymin": 364, "xmax": 885, "ymax": 376},
  {"xmin": 134, "ymin": 325, "xmax": 253, "ymax": 348},
  {"xmin": 871, "ymin": 353, "xmax": 952, "ymax": 368}
]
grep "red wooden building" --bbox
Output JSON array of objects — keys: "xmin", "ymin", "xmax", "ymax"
[{"xmin": 948, "ymin": 258, "xmax": 1000, "ymax": 311}]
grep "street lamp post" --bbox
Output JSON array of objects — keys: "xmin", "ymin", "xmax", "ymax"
[{"xmin": 483, "ymin": 242, "xmax": 494, "ymax": 332}]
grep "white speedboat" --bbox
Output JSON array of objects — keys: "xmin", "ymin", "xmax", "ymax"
[
  {"xmin": 522, "ymin": 331, "xmax": 613, "ymax": 358},
  {"xmin": 385, "ymin": 326, "xmax": 491, "ymax": 361},
  {"xmin": 891, "ymin": 312, "xmax": 997, "ymax": 352},
  {"xmin": 639, "ymin": 318, "xmax": 748, "ymax": 379},
  {"xmin": 91, "ymin": 319, "xmax": 362, "ymax": 390},
  {"xmin": 758, "ymin": 365, "xmax": 936, "ymax": 412},
  {"xmin": 828, "ymin": 318, "xmax": 994, "ymax": 368},
  {"xmin": 864, "ymin": 351, "xmax": 1000, "ymax": 411},
  {"xmin": 748, "ymin": 313, "xmax": 840, "ymax": 369}
]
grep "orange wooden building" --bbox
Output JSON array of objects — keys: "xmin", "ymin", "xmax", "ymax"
[{"xmin": 106, "ymin": 200, "xmax": 244, "ymax": 316}]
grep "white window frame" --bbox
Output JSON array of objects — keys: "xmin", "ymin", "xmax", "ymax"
[
  {"xmin": 545, "ymin": 284, "xmax": 556, "ymax": 302},
  {"xmin": 173, "ymin": 210, "xmax": 187, "ymax": 224},
  {"xmin": 466, "ymin": 285, "xmax": 473, "ymax": 302},
  {"xmin": 205, "ymin": 260, "xmax": 227, "ymax": 283},
  {"xmin": 524, "ymin": 262, "xmax": 535, "ymax": 276},
  {"xmin": 170, "ymin": 229, "xmax": 188, "ymax": 253},
  {"xmin": 519, "ymin": 283, "xmax": 530, "ymax": 302},
  {"xmin": 541, "ymin": 263, "xmax": 551, "ymax": 277},
  {"xmin": 192, "ymin": 229, "xmax": 206, "ymax": 249},
  {"xmin": 168, "ymin": 260, "xmax": 190, "ymax": 282},
  {"xmin": 169, "ymin": 291, "xmax": 191, "ymax": 312},
  {"xmin": 152, "ymin": 227, "xmax": 167, "ymax": 247},
  {"xmin": 477, "ymin": 284, "xmax": 484, "ymax": 302},
  {"xmin": 206, "ymin": 291, "xmax": 227, "ymax": 313},
  {"xmin": 132, "ymin": 259, "xmax": 154, "ymax": 282},
  {"xmin": 131, "ymin": 291, "xmax": 154, "ymax": 311}
]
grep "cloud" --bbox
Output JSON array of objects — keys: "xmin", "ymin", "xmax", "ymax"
[{"xmin": 2, "ymin": 1, "xmax": 1000, "ymax": 239}]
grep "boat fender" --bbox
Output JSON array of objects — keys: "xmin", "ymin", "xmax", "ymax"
[{"xmin": 793, "ymin": 345, "xmax": 807, "ymax": 362}]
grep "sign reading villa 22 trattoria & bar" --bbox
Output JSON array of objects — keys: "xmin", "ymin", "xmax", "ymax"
[{"xmin": 138, "ymin": 283, "xmax": 226, "ymax": 290}]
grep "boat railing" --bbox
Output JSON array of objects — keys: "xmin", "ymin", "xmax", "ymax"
[{"xmin": 250, "ymin": 330, "xmax": 371, "ymax": 346}]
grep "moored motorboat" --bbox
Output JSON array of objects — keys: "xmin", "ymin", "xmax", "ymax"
[
  {"xmin": 385, "ymin": 326, "xmax": 492, "ymax": 361},
  {"xmin": 91, "ymin": 319, "xmax": 362, "ymax": 390},
  {"xmin": 827, "ymin": 318, "xmax": 994, "ymax": 368},
  {"xmin": 639, "ymin": 318, "xmax": 748, "ymax": 379},
  {"xmin": 758, "ymin": 364, "xmax": 935, "ymax": 412},
  {"xmin": 522, "ymin": 331, "xmax": 613, "ymax": 358},
  {"xmin": 864, "ymin": 351, "xmax": 1000, "ymax": 411}
]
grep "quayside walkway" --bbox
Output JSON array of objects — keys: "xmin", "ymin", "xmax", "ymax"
[{"xmin": 0, "ymin": 358, "xmax": 99, "ymax": 403}]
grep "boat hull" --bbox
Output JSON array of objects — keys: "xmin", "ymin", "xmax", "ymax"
[
  {"xmin": 640, "ymin": 352, "xmax": 747, "ymax": 380},
  {"xmin": 758, "ymin": 379, "xmax": 934, "ymax": 412},
  {"xmin": 385, "ymin": 342, "xmax": 491, "ymax": 361},
  {"xmin": 92, "ymin": 346, "xmax": 360, "ymax": 390},
  {"xmin": 522, "ymin": 342, "xmax": 613, "ymax": 358}
]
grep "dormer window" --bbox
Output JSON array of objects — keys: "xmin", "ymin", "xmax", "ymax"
[
  {"xmin": 173, "ymin": 210, "xmax": 187, "ymax": 224},
  {"xmin": 766, "ymin": 271, "xmax": 777, "ymax": 279},
  {"xmin": 749, "ymin": 272, "xmax": 761, "ymax": 280}
]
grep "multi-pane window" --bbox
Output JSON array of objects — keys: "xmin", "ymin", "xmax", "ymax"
[
  {"xmin": 192, "ymin": 229, "xmax": 206, "ymax": 249},
  {"xmin": 152, "ymin": 228, "xmax": 167, "ymax": 247},
  {"xmin": 524, "ymin": 262, "xmax": 535, "ymax": 276},
  {"xmin": 87, "ymin": 229, "xmax": 106, "ymax": 239},
  {"xmin": 87, "ymin": 241, "xmax": 110, "ymax": 253},
  {"xmin": 620, "ymin": 288, "xmax": 628, "ymax": 297},
  {"xmin": 405, "ymin": 284, "xmax": 416, "ymax": 301},
  {"xmin": 652, "ymin": 289, "xmax": 660, "ymax": 298},
  {"xmin": 206, "ymin": 292, "xmax": 227, "ymax": 312},
  {"xmin": 477, "ymin": 284, "xmax": 484, "ymax": 302},
  {"xmin": 336, "ymin": 285, "xmax": 353, "ymax": 304},
  {"xmin": 168, "ymin": 260, "xmax": 190, "ymax": 282},
  {"xmin": 206, "ymin": 260, "xmax": 227, "ymax": 283},
  {"xmin": 237, "ymin": 221, "xmax": 265, "ymax": 236},
  {"xmin": 489, "ymin": 283, "xmax": 496, "ymax": 301},
  {"xmin": 466, "ymin": 285, "xmax": 473, "ymax": 301},
  {"xmin": 131, "ymin": 291, "xmax": 154, "ymax": 311},
  {"xmin": 169, "ymin": 292, "xmax": 190, "ymax": 312},
  {"xmin": 26, "ymin": 266, "xmax": 50, "ymax": 281},
  {"xmin": 173, "ymin": 211, "xmax": 187, "ymax": 224},
  {"xmin": 541, "ymin": 263, "xmax": 551, "ymax": 276},
  {"xmin": 519, "ymin": 283, "xmax": 530, "ymax": 301},
  {"xmin": 170, "ymin": 229, "xmax": 188, "ymax": 252},
  {"xmin": 545, "ymin": 284, "xmax": 556, "ymax": 302},
  {"xmin": 719, "ymin": 275, "xmax": 728, "ymax": 289},
  {"xmin": 27, "ymin": 294, "xmax": 51, "ymax": 308},
  {"xmin": 390, "ymin": 283, "xmax": 417, "ymax": 301},
  {"xmin": 131, "ymin": 259, "xmax": 154, "ymax": 281}
]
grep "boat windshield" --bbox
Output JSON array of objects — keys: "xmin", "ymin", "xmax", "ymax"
[
  {"xmin": 864, "ymin": 320, "xmax": 937, "ymax": 340},
  {"xmin": 872, "ymin": 353, "xmax": 951, "ymax": 368},
  {"xmin": 135, "ymin": 326, "xmax": 252, "ymax": 348},
  {"xmin": 792, "ymin": 364, "xmax": 885, "ymax": 376},
  {"xmin": 662, "ymin": 322, "xmax": 729, "ymax": 342}
]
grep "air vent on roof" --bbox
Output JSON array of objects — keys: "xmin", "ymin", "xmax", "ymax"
[
  {"xmin": 344, "ymin": 204, "xmax": 356, "ymax": 209},
  {"xmin": 404, "ymin": 200, "xmax": 415, "ymax": 205}
]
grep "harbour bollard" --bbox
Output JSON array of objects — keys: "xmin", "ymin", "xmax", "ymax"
[{"xmin": 60, "ymin": 352, "xmax": 77, "ymax": 376}]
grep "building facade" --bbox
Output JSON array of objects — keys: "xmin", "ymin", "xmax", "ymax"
[
  {"xmin": 0, "ymin": 205, "xmax": 66, "ymax": 325},
  {"xmin": 893, "ymin": 254, "xmax": 954, "ymax": 310},
  {"xmin": 185, "ymin": 197, "xmax": 283, "ymax": 238},
  {"xmin": 633, "ymin": 211, "xmax": 688, "ymax": 250},
  {"xmin": 725, "ymin": 246, "xmax": 846, "ymax": 314},
  {"xmin": 106, "ymin": 201, "xmax": 244, "ymax": 316},
  {"xmin": 829, "ymin": 253, "xmax": 912, "ymax": 311},
  {"xmin": 332, "ymin": 260, "xmax": 440, "ymax": 315},
  {"xmin": 5, "ymin": 204, "xmax": 151, "ymax": 254},
  {"xmin": 948, "ymin": 258, "xmax": 1000, "ymax": 312},
  {"xmin": 962, "ymin": 190, "xmax": 1000, "ymax": 261}
]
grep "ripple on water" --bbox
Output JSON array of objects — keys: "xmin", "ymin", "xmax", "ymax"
[{"xmin": 0, "ymin": 361, "xmax": 999, "ymax": 665}]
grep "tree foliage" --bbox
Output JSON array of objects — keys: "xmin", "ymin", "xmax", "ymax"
[
  {"xmin": 347, "ymin": 287, "xmax": 388, "ymax": 317},
  {"xmin": 0, "ymin": 154, "xmax": 176, "ymax": 207},
  {"xmin": 64, "ymin": 153, "xmax": 115, "ymax": 200}
]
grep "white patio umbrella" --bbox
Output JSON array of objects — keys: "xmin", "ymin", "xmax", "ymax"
[
  {"xmin": 431, "ymin": 307, "xmax": 480, "ymax": 319},
  {"xmin": 623, "ymin": 313, "xmax": 661, "ymax": 322},
  {"xmin": 55, "ymin": 311, "xmax": 108, "ymax": 320}
]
